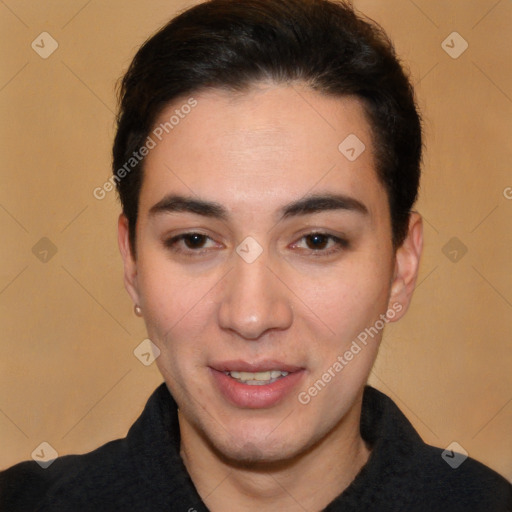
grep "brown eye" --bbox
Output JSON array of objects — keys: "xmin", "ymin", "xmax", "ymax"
[
  {"xmin": 182, "ymin": 233, "xmax": 208, "ymax": 249},
  {"xmin": 292, "ymin": 232, "xmax": 349, "ymax": 256},
  {"xmin": 163, "ymin": 232, "xmax": 218, "ymax": 256},
  {"xmin": 305, "ymin": 233, "xmax": 330, "ymax": 250}
]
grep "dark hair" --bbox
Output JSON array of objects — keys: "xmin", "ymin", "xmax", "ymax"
[{"xmin": 113, "ymin": 0, "xmax": 422, "ymax": 255}]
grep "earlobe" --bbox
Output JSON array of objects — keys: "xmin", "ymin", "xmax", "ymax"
[
  {"xmin": 117, "ymin": 214, "xmax": 141, "ymax": 307},
  {"xmin": 387, "ymin": 212, "xmax": 423, "ymax": 321}
]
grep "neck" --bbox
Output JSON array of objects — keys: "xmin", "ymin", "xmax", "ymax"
[{"xmin": 179, "ymin": 396, "xmax": 371, "ymax": 511}]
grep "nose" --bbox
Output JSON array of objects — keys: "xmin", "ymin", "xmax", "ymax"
[{"xmin": 217, "ymin": 249, "xmax": 293, "ymax": 340}]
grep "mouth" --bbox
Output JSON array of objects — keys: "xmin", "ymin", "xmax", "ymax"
[
  {"xmin": 223, "ymin": 370, "xmax": 290, "ymax": 386},
  {"xmin": 209, "ymin": 361, "xmax": 305, "ymax": 408}
]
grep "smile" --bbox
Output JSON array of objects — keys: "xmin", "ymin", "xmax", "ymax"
[
  {"xmin": 224, "ymin": 370, "xmax": 289, "ymax": 385},
  {"xmin": 210, "ymin": 362, "xmax": 305, "ymax": 408}
]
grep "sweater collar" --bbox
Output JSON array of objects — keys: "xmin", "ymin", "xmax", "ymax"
[
  {"xmin": 127, "ymin": 382, "xmax": 423, "ymax": 510},
  {"xmin": 126, "ymin": 383, "xmax": 208, "ymax": 510},
  {"xmin": 325, "ymin": 384, "xmax": 424, "ymax": 509}
]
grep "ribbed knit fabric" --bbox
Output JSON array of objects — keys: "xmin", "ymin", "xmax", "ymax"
[{"xmin": 1, "ymin": 383, "xmax": 510, "ymax": 511}]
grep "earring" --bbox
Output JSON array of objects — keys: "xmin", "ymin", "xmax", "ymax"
[{"xmin": 134, "ymin": 304, "xmax": 143, "ymax": 317}]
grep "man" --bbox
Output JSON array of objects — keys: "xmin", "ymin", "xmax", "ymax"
[{"xmin": 1, "ymin": 0, "xmax": 511, "ymax": 510}]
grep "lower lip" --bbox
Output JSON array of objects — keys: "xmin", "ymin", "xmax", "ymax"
[{"xmin": 210, "ymin": 368, "xmax": 305, "ymax": 409}]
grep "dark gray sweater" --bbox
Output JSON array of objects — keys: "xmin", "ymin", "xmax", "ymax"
[{"xmin": 1, "ymin": 384, "xmax": 511, "ymax": 511}]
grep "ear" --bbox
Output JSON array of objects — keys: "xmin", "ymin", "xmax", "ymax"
[
  {"xmin": 118, "ymin": 213, "xmax": 141, "ymax": 307},
  {"xmin": 387, "ymin": 212, "xmax": 423, "ymax": 322}
]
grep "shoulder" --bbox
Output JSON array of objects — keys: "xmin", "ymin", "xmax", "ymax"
[
  {"xmin": 358, "ymin": 386, "xmax": 512, "ymax": 511},
  {"xmin": 0, "ymin": 385, "xmax": 177, "ymax": 512},
  {"xmin": 409, "ymin": 441, "xmax": 512, "ymax": 510},
  {"xmin": 0, "ymin": 438, "xmax": 136, "ymax": 511},
  {"xmin": 0, "ymin": 383, "xmax": 183, "ymax": 511}
]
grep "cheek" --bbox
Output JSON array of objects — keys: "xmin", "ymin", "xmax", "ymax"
[
  {"xmin": 139, "ymin": 268, "xmax": 215, "ymax": 390},
  {"xmin": 295, "ymin": 259, "xmax": 391, "ymax": 414},
  {"xmin": 293, "ymin": 253, "xmax": 393, "ymax": 342},
  {"xmin": 136, "ymin": 252, "xmax": 217, "ymax": 355}
]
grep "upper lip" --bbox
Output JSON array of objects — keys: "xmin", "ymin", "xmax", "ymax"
[{"xmin": 210, "ymin": 360, "xmax": 304, "ymax": 373}]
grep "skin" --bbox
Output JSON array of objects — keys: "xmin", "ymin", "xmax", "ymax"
[{"xmin": 118, "ymin": 82, "xmax": 423, "ymax": 511}]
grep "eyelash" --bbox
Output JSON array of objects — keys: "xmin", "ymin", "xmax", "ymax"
[{"xmin": 163, "ymin": 232, "xmax": 349, "ymax": 257}]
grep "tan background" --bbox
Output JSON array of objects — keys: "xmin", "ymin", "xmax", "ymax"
[{"xmin": 1, "ymin": 0, "xmax": 511, "ymax": 481}]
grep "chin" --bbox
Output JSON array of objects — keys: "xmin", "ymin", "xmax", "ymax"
[
  {"xmin": 208, "ymin": 421, "xmax": 316, "ymax": 468},
  {"xmin": 216, "ymin": 438, "xmax": 298, "ymax": 467}
]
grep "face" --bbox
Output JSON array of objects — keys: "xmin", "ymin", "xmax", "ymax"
[{"xmin": 119, "ymin": 83, "xmax": 422, "ymax": 464}]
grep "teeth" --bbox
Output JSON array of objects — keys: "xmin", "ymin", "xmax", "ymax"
[{"xmin": 226, "ymin": 370, "xmax": 289, "ymax": 384}]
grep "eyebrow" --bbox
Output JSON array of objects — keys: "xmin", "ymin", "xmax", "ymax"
[{"xmin": 148, "ymin": 193, "xmax": 369, "ymax": 221}]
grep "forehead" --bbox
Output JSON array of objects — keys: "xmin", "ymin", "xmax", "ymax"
[{"xmin": 139, "ymin": 83, "xmax": 385, "ymax": 220}]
